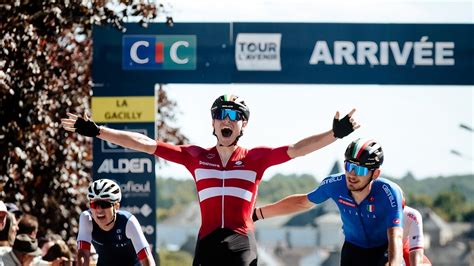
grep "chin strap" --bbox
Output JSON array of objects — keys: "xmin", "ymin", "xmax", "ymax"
[{"xmin": 105, "ymin": 207, "xmax": 117, "ymax": 227}]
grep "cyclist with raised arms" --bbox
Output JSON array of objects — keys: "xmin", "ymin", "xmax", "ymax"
[
  {"xmin": 76, "ymin": 179, "xmax": 155, "ymax": 266},
  {"xmin": 62, "ymin": 94, "xmax": 359, "ymax": 266},
  {"xmin": 253, "ymin": 138, "xmax": 404, "ymax": 266}
]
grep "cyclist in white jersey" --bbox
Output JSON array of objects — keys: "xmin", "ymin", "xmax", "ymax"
[
  {"xmin": 402, "ymin": 205, "xmax": 431, "ymax": 266},
  {"xmin": 76, "ymin": 179, "xmax": 155, "ymax": 266}
]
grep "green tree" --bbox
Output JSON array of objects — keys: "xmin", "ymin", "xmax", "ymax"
[
  {"xmin": 156, "ymin": 177, "xmax": 196, "ymax": 221},
  {"xmin": 406, "ymin": 193, "xmax": 433, "ymax": 208},
  {"xmin": 432, "ymin": 188, "xmax": 466, "ymax": 222},
  {"xmin": 0, "ymin": 1, "xmax": 186, "ymax": 241},
  {"xmin": 257, "ymin": 173, "xmax": 317, "ymax": 203}
]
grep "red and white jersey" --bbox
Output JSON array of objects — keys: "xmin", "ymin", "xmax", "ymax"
[
  {"xmin": 403, "ymin": 206, "xmax": 431, "ymax": 266},
  {"xmin": 403, "ymin": 206, "xmax": 424, "ymax": 253},
  {"xmin": 154, "ymin": 141, "xmax": 291, "ymax": 238}
]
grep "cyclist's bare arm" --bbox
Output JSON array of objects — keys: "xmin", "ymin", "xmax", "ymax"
[
  {"xmin": 287, "ymin": 130, "xmax": 336, "ymax": 158},
  {"xmin": 140, "ymin": 256, "xmax": 156, "ymax": 266},
  {"xmin": 409, "ymin": 249, "xmax": 425, "ymax": 266},
  {"xmin": 386, "ymin": 227, "xmax": 403, "ymax": 266},
  {"xmin": 287, "ymin": 109, "xmax": 359, "ymax": 159},
  {"xmin": 98, "ymin": 126, "xmax": 157, "ymax": 154},
  {"xmin": 61, "ymin": 113, "xmax": 157, "ymax": 154},
  {"xmin": 257, "ymin": 194, "xmax": 313, "ymax": 220},
  {"xmin": 77, "ymin": 248, "xmax": 90, "ymax": 266}
]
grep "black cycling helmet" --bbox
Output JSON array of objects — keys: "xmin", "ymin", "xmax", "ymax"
[
  {"xmin": 345, "ymin": 138, "xmax": 384, "ymax": 169},
  {"xmin": 211, "ymin": 94, "xmax": 250, "ymax": 121}
]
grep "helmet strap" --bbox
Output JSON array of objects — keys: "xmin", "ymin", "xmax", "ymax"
[{"xmin": 105, "ymin": 205, "xmax": 117, "ymax": 227}]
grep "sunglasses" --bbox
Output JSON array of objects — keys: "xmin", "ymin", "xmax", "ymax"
[
  {"xmin": 344, "ymin": 161, "xmax": 370, "ymax": 176},
  {"xmin": 212, "ymin": 109, "xmax": 243, "ymax": 121},
  {"xmin": 90, "ymin": 201, "xmax": 114, "ymax": 209}
]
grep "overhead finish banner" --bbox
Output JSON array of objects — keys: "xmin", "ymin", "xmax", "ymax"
[
  {"xmin": 93, "ymin": 23, "xmax": 473, "ymax": 87},
  {"xmin": 232, "ymin": 23, "xmax": 473, "ymax": 85}
]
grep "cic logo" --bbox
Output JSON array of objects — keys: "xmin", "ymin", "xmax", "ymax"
[{"xmin": 122, "ymin": 35, "xmax": 197, "ymax": 70}]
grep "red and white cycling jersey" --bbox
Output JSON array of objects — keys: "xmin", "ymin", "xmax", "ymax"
[
  {"xmin": 403, "ymin": 206, "xmax": 424, "ymax": 253},
  {"xmin": 154, "ymin": 141, "xmax": 291, "ymax": 238},
  {"xmin": 403, "ymin": 206, "xmax": 431, "ymax": 266}
]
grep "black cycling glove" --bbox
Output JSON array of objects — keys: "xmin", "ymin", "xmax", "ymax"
[
  {"xmin": 252, "ymin": 208, "xmax": 264, "ymax": 222},
  {"xmin": 252, "ymin": 208, "xmax": 259, "ymax": 222},
  {"xmin": 74, "ymin": 117, "xmax": 100, "ymax": 137},
  {"xmin": 333, "ymin": 114, "xmax": 354, "ymax": 139}
]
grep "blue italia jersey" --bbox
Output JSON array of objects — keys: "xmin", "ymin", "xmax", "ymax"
[{"xmin": 307, "ymin": 174, "xmax": 403, "ymax": 248}]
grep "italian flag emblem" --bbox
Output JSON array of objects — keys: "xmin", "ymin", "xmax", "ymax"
[{"xmin": 367, "ymin": 205, "xmax": 375, "ymax": 212}]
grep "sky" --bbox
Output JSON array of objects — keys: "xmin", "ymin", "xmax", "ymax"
[{"xmin": 155, "ymin": 0, "xmax": 473, "ymax": 180}]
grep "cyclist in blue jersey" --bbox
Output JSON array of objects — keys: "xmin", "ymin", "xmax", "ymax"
[
  {"xmin": 253, "ymin": 138, "xmax": 404, "ymax": 266},
  {"xmin": 77, "ymin": 179, "xmax": 155, "ymax": 266}
]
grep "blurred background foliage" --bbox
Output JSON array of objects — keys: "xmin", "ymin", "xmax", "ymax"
[
  {"xmin": 0, "ymin": 0, "xmax": 187, "ymax": 242},
  {"xmin": 157, "ymin": 173, "xmax": 474, "ymax": 223}
]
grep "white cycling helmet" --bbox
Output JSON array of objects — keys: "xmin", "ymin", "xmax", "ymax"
[{"xmin": 87, "ymin": 179, "xmax": 121, "ymax": 203}]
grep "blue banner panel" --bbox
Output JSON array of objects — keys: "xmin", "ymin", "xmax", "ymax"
[
  {"xmin": 232, "ymin": 23, "xmax": 473, "ymax": 85},
  {"xmin": 92, "ymin": 123, "xmax": 157, "ymax": 252},
  {"xmin": 93, "ymin": 23, "xmax": 473, "ymax": 88},
  {"xmin": 93, "ymin": 23, "xmax": 232, "ymax": 93}
]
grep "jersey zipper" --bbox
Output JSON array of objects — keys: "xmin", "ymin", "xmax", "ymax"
[
  {"xmin": 349, "ymin": 192, "xmax": 371, "ymax": 245},
  {"xmin": 356, "ymin": 203, "xmax": 370, "ymax": 245},
  {"xmin": 221, "ymin": 170, "xmax": 225, "ymax": 228}
]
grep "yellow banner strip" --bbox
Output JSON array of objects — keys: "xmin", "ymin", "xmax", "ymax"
[{"xmin": 92, "ymin": 96, "xmax": 155, "ymax": 123}]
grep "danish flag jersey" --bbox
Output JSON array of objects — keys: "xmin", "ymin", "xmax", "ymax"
[{"xmin": 154, "ymin": 141, "xmax": 291, "ymax": 239}]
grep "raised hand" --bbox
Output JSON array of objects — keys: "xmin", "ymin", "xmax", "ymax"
[
  {"xmin": 333, "ymin": 109, "xmax": 360, "ymax": 138},
  {"xmin": 61, "ymin": 112, "xmax": 100, "ymax": 137}
]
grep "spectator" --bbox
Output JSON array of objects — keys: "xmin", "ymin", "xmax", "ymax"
[
  {"xmin": 38, "ymin": 234, "xmax": 62, "ymax": 257},
  {"xmin": 0, "ymin": 202, "xmax": 7, "ymax": 231},
  {"xmin": 4, "ymin": 203, "xmax": 23, "ymax": 222},
  {"xmin": 0, "ymin": 234, "xmax": 42, "ymax": 266},
  {"xmin": 42, "ymin": 239, "xmax": 73, "ymax": 265},
  {"xmin": 18, "ymin": 214, "xmax": 38, "ymax": 238},
  {"xmin": 0, "ymin": 212, "xmax": 19, "ymax": 255}
]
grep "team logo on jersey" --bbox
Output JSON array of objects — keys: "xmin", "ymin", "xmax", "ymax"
[
  {"xmin": 338, "ymin": 198, "xmax": 356, "ymax": 208},
  {"xmin": 407, "ymin": 212, "xmax": 419, "ymax": 224},
  {"xmin": 393, "ymin": 218, "xmax": 401, "ymax": 225},
  {"xmin": 369, "ymin": 196, "xmax": 375, "ymax": 202},
  {"xmin": 207, "ymin": 153, "xmax": 215, "ymax": 159},
  {"xmin": 235, "ymin": 160, "xmax": 243, "ymax": 166},
  {"xmin": 116, "ymin": 229, "xmax": 122, "ymax": 241},
  {"xmin": 367, "ymin": 205, "xmax": 375, "ymax": 212},
  {"xmin": 199, "ymin": 161, "xmax": 221, "ymax": 168}
]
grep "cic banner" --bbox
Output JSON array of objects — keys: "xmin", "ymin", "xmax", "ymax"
[{"xmin": 93, "ymin": 22, "xmax": 473, "ymax": 87}]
